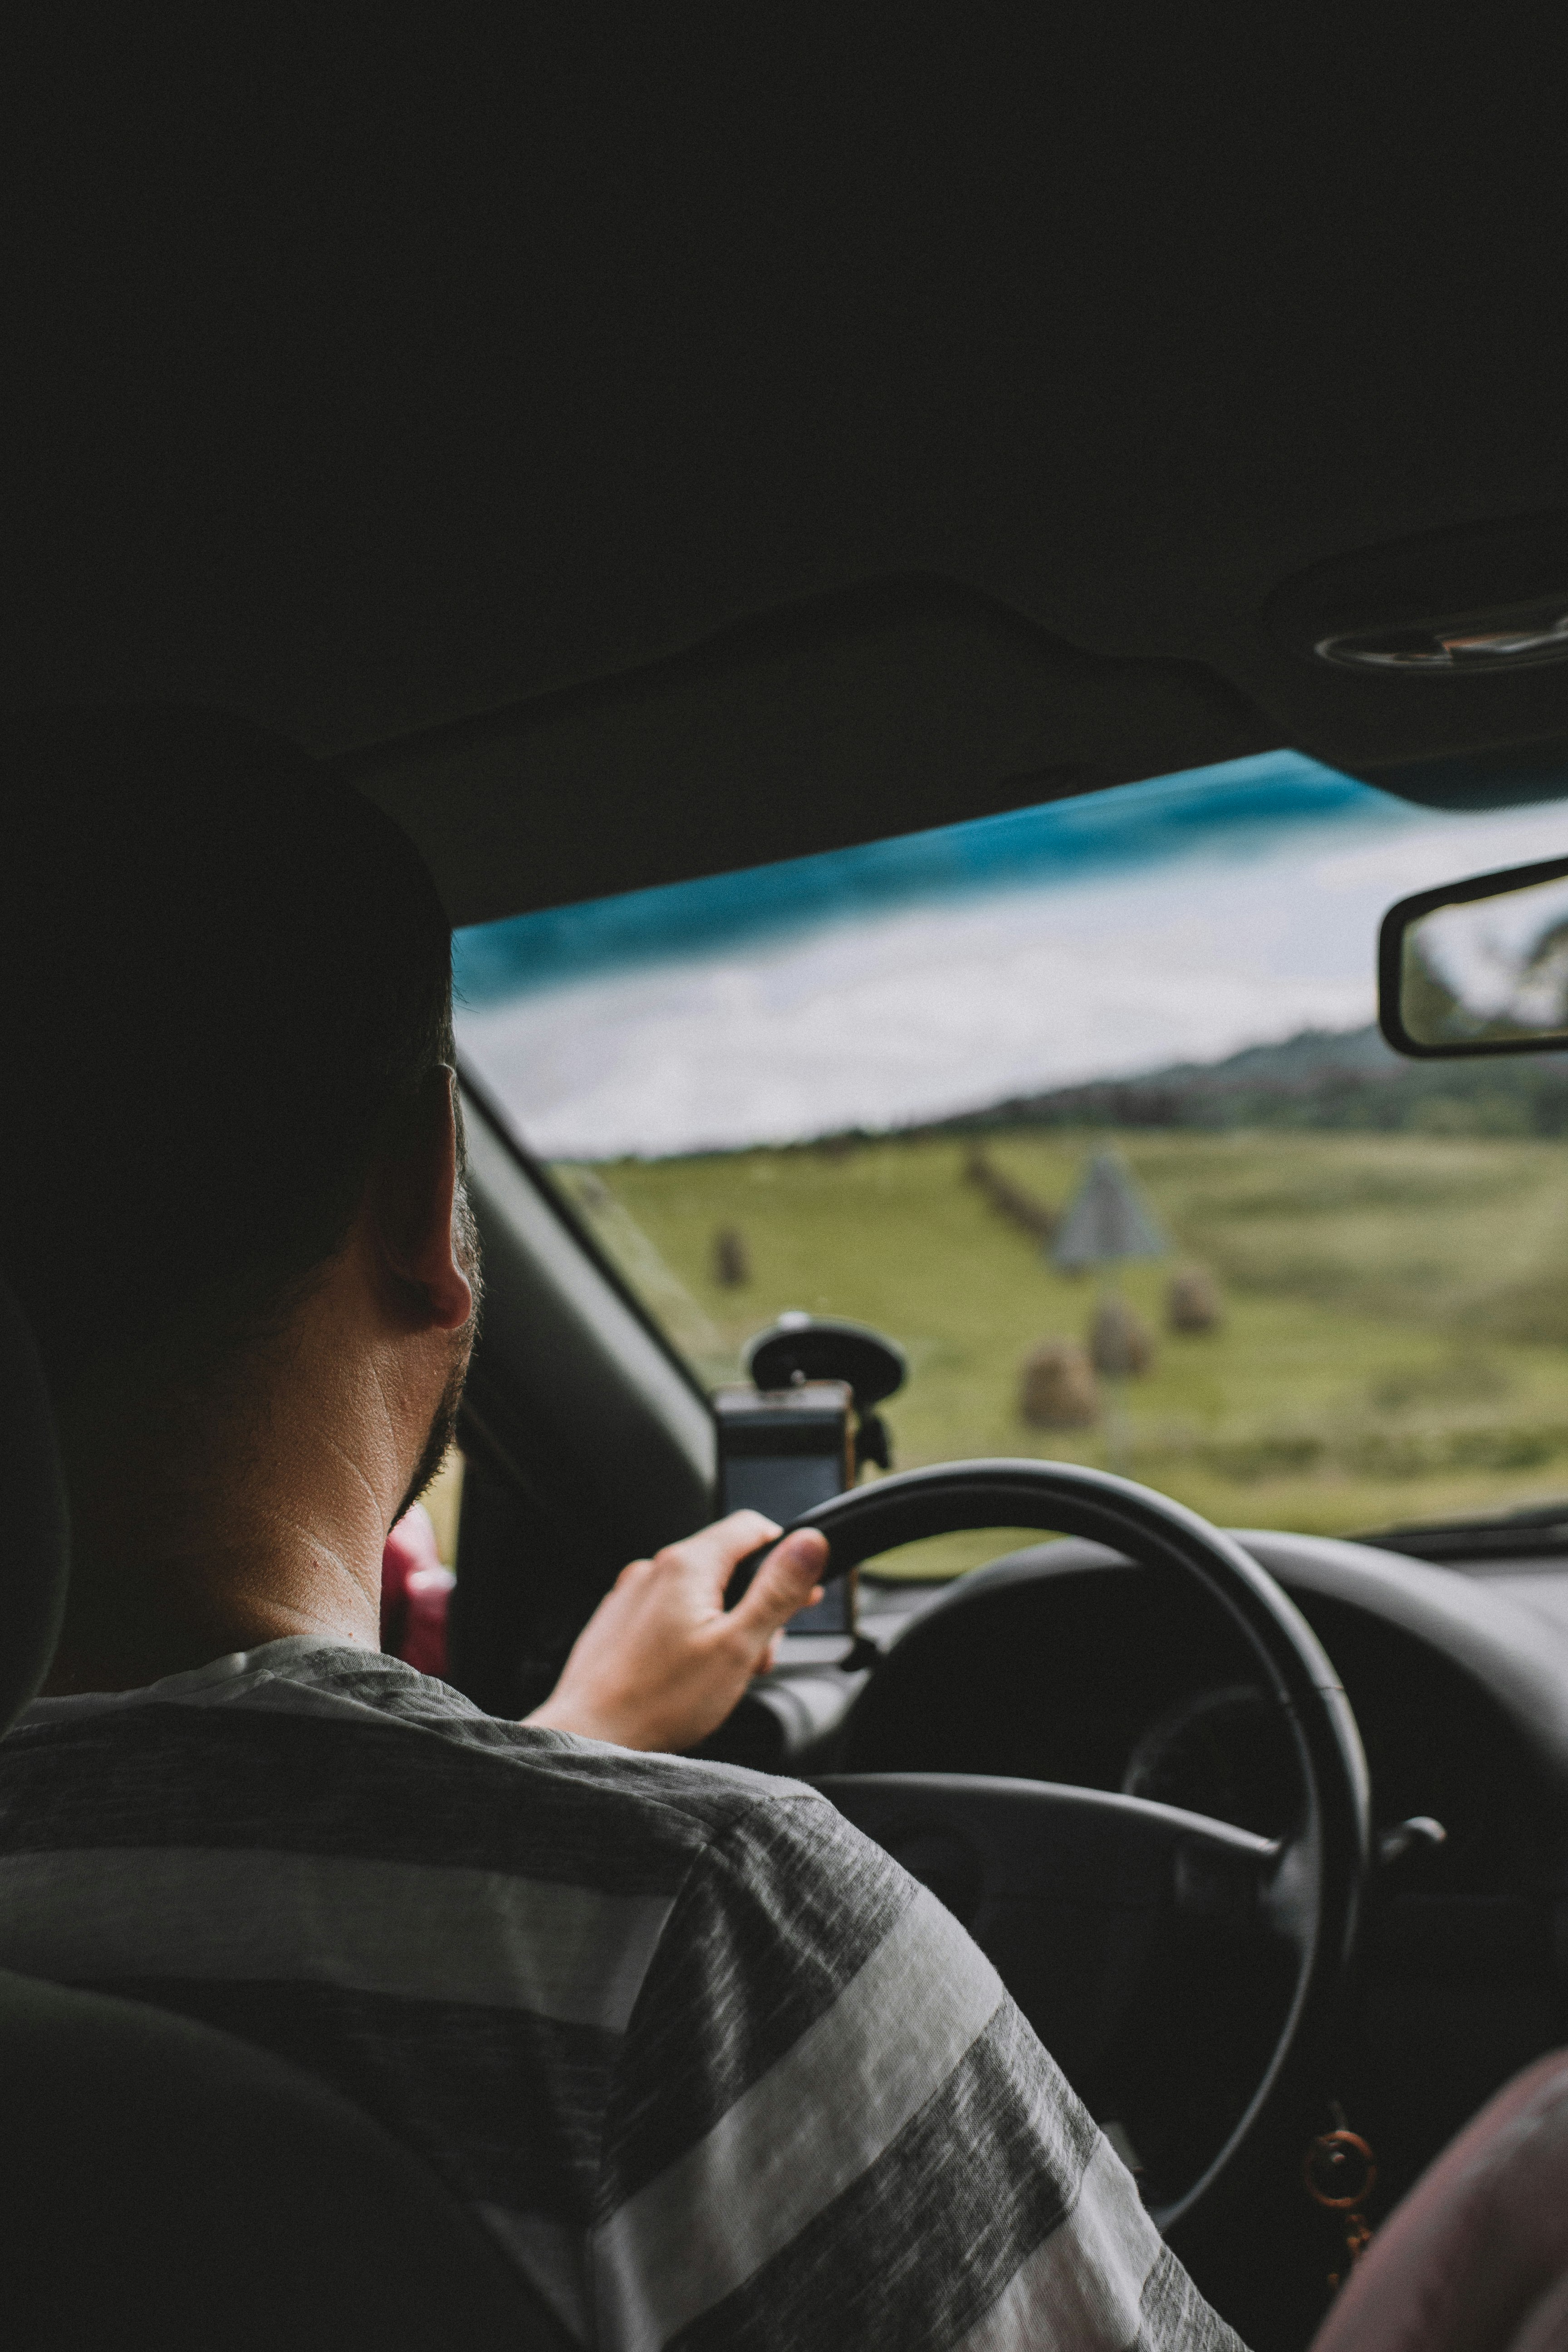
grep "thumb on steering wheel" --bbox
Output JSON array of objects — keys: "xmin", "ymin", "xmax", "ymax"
[{"xmin": 728, "ymin": 1528, "xmax": 828, "ymax": 1643}]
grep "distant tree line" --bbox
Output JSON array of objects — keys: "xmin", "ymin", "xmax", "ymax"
[
  {"xmin": 654, "ymin": 1024, "xmax": 1568, "ymax": 1163},
  {"xmin": 921, "ymin": 1025, "xmax": 1568, "ymax": 1142}
]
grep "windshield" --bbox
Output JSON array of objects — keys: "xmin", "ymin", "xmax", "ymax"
[{"xmin": 456, "ymin": 751, "xmax": 1568, "ymax": 1571}]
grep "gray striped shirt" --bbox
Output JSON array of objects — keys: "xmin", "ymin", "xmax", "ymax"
[{"xmin": 0, "ymin": 1639, "xmax": 1242, "ymax": 2352}]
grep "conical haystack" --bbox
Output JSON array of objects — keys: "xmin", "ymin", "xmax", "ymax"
[{"xmin": 1052, "ymin": 1152, "xmax": 1167, "ymax": 1272}]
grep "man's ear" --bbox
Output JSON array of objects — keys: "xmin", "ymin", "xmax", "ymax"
[{"xmin": 366, "ymin": 1068, "xmax": 474, "ymax": 1333}]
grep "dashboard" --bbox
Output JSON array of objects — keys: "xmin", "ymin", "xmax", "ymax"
[
  {"xmin": 758, "ymin": 1529, "xmax": 1568, "ymax": 2234},
  {"xmin": 843, "ymin": 1536, "xmax": 1568, "ymax": 1900}
]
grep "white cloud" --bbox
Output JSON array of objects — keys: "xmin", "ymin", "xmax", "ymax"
[{"xmin": 457, "ymin": 797, "xmax": 1568, "ymax": 1159}]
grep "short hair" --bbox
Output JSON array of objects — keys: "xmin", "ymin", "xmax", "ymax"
[{"xmin": 0, "ymin": 706, "xmax": 454, "ymax": 1387}]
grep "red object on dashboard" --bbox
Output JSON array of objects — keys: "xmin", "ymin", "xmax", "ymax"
[{"xmin": 380, "ymin": 1503, "xmax": 455, "ymax": 1680}]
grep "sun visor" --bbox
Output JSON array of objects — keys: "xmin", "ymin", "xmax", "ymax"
[{"xmin": 343, "ymin": 580, "xmax": 1268, "ymax": 928}]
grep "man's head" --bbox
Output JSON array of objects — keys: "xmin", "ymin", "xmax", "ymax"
[{"xmin": 0, "ymin": 705, "xmax": 478, "ymax": 1501}]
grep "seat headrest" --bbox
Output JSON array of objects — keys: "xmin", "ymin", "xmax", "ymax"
[{"xmin": 0, "ymin": 1276, "xmax": 69, "ymax": 1734}]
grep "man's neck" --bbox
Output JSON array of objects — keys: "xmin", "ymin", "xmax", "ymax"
[
  {"xmin": 42, "ymin": 1319, "xmax": 402, "ymax": 1695},
  {"xmin": 35, "ymin": 1206, "xmax": 468, "ymax": 1697},
  {"xmin": 41, "ymin": 1523, "xmax": 384, "ymax": 1694}
]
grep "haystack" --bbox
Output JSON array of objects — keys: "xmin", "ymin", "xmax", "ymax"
[
  {"xmin": 1167, "ymin": 1264, "xmax": 1223, "ymax": 1333},
  {"xmin": 1089, "ymin": 1296, "xmax": 1156, "ymax": 1378},
  {"xmin": 712, "ymin": 1225, "xmax": 750, "ymax": 1287},
  {"xmin": 1020, "ymin": 1338, "xmax": 1100, "ymax": 1428}
]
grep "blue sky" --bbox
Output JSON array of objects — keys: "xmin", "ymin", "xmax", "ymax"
[{"xmin": 454, "ymin": 753, "xmax": 1568, "ymax": 1159}]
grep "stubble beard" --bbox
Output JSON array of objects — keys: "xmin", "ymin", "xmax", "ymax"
[{"xmin": 392, "ymin": 1185, "xmax": 483, "ymax": 1526}]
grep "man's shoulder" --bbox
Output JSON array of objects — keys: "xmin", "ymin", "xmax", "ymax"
[{"xmin": 3, "ymin": 1638, "xmax": 833, "ymax": 1894}]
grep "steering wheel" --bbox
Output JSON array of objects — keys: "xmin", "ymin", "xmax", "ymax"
[{"xmin": 764, "ymin": 1458, "xmax": 1370, "ymax": 2235}]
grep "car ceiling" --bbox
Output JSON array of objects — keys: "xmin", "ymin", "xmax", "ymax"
[{"xmin": 10, "ymin": 14, "xmax": 1568, "ymax": 926}]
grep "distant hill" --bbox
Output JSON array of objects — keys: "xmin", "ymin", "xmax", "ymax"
[{"xmin": 932, "ymin": 1024, "xmax": 1568, "ymax": 1139}]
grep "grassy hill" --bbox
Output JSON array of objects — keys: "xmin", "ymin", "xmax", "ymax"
[{"xmin": 556, "ymin": 1124, "xmax": 1568, "ymax": 1571}]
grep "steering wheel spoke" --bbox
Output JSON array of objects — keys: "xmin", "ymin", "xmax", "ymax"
[
  {"xmin": 815, "ymin": 1771, "xmax": 1279, "ymax": 1919},
  {"xmin": 816, "ymin": 1772, "xmax": 1290, "ymax": 2083}
]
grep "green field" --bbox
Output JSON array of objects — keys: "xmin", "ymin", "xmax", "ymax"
[{"xmin": 555, "ymin": 1128, "xmax": 1568, "ymax": 1571}]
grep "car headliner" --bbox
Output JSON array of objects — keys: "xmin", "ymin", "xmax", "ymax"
[{"xmin": 10, "ymin": 18, "xmax": 1568, "ymax": 925}]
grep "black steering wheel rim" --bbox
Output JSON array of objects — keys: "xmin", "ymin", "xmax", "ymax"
[{"xmin": 765, "ymin": 1457, "xmax": 1371, "ymax": 2233}]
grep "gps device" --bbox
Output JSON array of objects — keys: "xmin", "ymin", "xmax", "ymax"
[{"xmin": 713, "ymin": 1380, "xmax": 855, "ymax": 1634}]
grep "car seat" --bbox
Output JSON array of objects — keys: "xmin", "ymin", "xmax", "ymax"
[
  {"xmin": 0, "ymin": 1275, "xmax": 570, "ymax": 2350},
  {"xmin": 1311, "ymin": 2050, "xmax": 1568, "ymax": 2352}
]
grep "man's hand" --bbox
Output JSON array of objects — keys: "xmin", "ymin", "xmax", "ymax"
[{"xmin": 522, "ymin": 1512, "xmax": 828, "ymax": 1753}]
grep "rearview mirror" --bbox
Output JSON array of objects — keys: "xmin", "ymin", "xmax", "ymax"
[{"xmin": 1380, "ymin": 854, "xmax": 1568, "ymax": 1056}]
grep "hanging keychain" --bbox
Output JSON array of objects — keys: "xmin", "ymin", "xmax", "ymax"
[{"xmin": 1303, "ymin": 2117, "xmax": 1377, "ymax": 2293}]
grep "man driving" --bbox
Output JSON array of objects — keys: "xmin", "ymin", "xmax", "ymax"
[{"xmin": 0, "ymin": 709, "xmax": 1241, "ymax": 2351}]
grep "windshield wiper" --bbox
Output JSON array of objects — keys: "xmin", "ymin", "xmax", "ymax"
[{"xmin": 1353, "ymin": 1498, "xmax": 1568, "ymax": 1563}]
